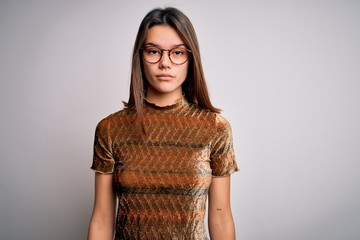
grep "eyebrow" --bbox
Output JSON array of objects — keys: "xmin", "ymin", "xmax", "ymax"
[{"xmin": 144, "ymin": 42, "xmax": 187, "ymax": 48}]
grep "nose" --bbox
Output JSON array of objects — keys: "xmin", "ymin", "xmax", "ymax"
[{"xmin": 159, "ymin": 51, "xmax": 171, "ymax": 68}]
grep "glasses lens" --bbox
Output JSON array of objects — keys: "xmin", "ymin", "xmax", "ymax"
[
  {"xmin": 169, "ymin": 47, "xmax": 190, "ymax": 65},
  {"xmin": 143, "ymin": 46, "xmax": 162, "ymax": 63},
  {"xmin": 142, "ymin": 46, "xmax": 190, "ymax": 64}
]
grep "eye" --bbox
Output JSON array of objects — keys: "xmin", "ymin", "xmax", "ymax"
[
  {"xmin": 171, "ymin": 48, "xmax": 186, "ymax": 56},
  {"xmin": 145, "ymin": 47, "xmax": 161, "ymax": 55}
]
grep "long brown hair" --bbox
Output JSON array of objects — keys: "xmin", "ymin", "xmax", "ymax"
[{"xmin": 126, "ymin": 7, "xmax": 220, "ymax": 123}]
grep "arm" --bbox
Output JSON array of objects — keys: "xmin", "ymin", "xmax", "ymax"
[
  {"xmin": 88, "ymin": 172, "xmax": 116, "ymax": 240},
  {"xmin": 208, "ymin": 175, "xmax": 236, "ymax": 240}
]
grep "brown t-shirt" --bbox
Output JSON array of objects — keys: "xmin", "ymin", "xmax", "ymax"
[{"xmin": 91, "ymin": 97, "xmax": 238, "ymax": 240}]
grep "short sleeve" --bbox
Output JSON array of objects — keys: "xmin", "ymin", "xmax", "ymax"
[
  {"xmin": 210, "ymin": 115, "xmax": 239, "ymax": 177},
  {"xmin": 90, "ymin": 119, "xmax": 115, "ymax": 174}
]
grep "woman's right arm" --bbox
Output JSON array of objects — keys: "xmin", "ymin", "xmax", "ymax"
[{"xmin": 88, "ymin": 172, "xmax": 116, "ymax": 240}]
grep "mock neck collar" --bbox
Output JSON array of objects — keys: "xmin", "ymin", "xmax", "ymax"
[{"xmin": 144, "ymin": 95, "xmax": 188, "ymax": 111}]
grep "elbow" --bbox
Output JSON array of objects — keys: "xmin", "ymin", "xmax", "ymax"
[
  {"xmin": 88, "ymin": 216, "xmax": 114, "ymax": 240},
  {"xmin": 208, "ymin": 214, "xmax": 236, "ymax": 240}
]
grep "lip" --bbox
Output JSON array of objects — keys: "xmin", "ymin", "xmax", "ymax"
[{"xmin": 156, "ymin": 74, "xmax": 174, "ymax": 81}]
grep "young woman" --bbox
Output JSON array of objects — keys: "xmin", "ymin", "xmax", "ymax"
[{"xmin": 88, "ymin": 7, "xmax": 238, "ymax": 240}]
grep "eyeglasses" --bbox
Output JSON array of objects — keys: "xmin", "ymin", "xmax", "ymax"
[{"xmin": 141, "ymin": 45, "xmax": 191, "ymax": 65}]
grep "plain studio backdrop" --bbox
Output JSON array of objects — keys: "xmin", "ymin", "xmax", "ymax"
[{"xmin": 1, "ymin": 0, "xmax": 359, "ymax": 239}]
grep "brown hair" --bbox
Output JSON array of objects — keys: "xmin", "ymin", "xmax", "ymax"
[{"xmin": 126, "ymin": 7, "xmax": 220, "ymax": 126}]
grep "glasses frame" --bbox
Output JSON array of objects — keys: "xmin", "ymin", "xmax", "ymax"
[{"xmin": 141, "ymin": 45, "xmax": 192, "ymax": 65}]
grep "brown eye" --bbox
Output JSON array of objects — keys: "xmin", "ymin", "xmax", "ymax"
[
  {"xmin": 171, "ymin": 48, "xmax": 186, "ymax": 56},
  {"xmin": 145, "ymin": 47, "xmax": 161, "ymax": 55}
]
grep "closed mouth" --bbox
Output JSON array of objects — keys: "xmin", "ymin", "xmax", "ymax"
[
  {"xmin": 156, "ymin": 74, "xmax": 175, "ymax": 80},
  {"xmin": 156, "ymin": 74, "xmax": 174, "ymax": 78}
]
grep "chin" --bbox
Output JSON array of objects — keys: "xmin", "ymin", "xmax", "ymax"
[
  {"xmin": 156, "ymin": 89, "xmax": 180, "ymax": 94},
  {"xmin": 152, "ymin": 85, "xmax": 182, "ymax": 94}
]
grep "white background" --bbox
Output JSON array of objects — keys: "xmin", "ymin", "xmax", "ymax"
[{"xmin": 1, "ymin": 0, "xmax": 359, "ymax": 239}]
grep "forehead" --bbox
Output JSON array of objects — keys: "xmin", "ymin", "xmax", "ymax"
[{"xmin": 145, "ymin": 25, "xmax": 184, "ymax": 47}]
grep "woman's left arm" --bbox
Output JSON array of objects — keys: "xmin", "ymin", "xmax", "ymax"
[{"xmin": 208, "ymin": 175, "xmax": 236, "ymax": 240}]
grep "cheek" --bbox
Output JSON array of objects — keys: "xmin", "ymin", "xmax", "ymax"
[
  {"xmin": 180, "ymin": 64, "xmax": 189, "ymax": 79},
  {"xmin": 143, "ymin": 63, "xmax": 153, "ymax": 80}
]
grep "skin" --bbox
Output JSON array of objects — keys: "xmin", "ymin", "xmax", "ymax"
[
  {"xmin": 87, "ymin": 24, "xmax": 236, "ymax": 240},
  {"xmin": 143, "ymin": 25, "xmax": 189, "ymax": 106},
  {"xmin": 87, "ymin": 173, "xmax": 115, "ymax": 240},
  {"xmin": 209, "ymin": 176, "xmax": 236, "ymax": 239}
]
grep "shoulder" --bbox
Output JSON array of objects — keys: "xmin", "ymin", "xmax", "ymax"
[
  {"xmin": 190, "ymin": 104, "xmax": 231, "ymax": 126},
  {"xmin": 213, "ymin": 113, "xmax": 232, "ymax": 130},
  {"xmin": 96, "ymin": 108, "xmax": 133, "ymax": 131},
  {"xmin": 186, "ymin": 103, "xmax": 233, "ymax": 132}
]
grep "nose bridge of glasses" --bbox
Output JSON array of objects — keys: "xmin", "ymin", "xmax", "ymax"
[{"xmin": 159, "ymin": 49, "xmax": 172, "ymax": 62}]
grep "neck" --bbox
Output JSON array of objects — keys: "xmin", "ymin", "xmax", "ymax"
[{"xmin": 145, "ymin": 89, "xmax": 183, "ymax": 107}]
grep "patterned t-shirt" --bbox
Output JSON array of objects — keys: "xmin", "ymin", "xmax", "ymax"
[{"xmin": 91, "ymin": 97, "xmax": 238, "ymax": 240}]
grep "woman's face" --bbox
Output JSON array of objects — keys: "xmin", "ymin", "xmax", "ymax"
[{"xmin": 142, "ymin": 25, "xmax": 189, "ymax": 99}]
